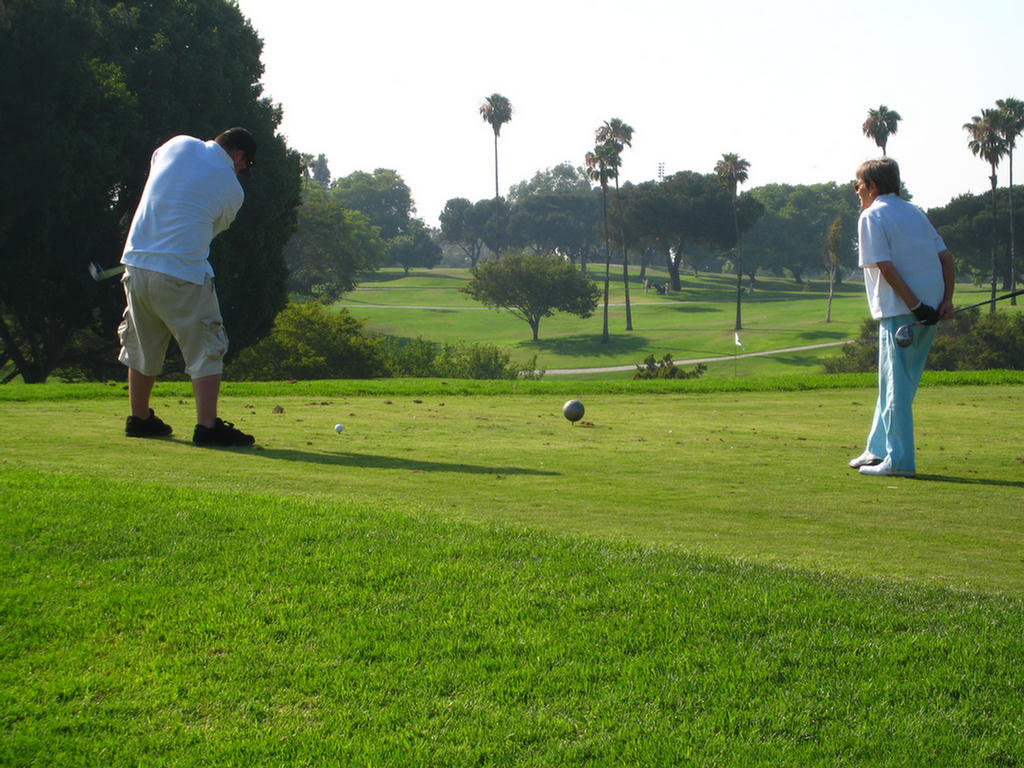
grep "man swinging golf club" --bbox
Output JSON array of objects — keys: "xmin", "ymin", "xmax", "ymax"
[
  {"xmin": 117, "ymin": 127, "xmax": 257, "ymax": 446},
  {"xmin": 847, "ymin": 157, "xmax": 955, "ymax": 477}
]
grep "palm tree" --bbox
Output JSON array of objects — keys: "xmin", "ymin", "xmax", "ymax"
[
  {"xmin": 862, "ymin": 105, "xmax": 902, "ymax": 155},
  {"xmin": 714, "ymin": 153, "xmax": 750, "ymax": 331},
  {"xmin": 596, "ymin": 118, "xmax": 635, "ymax": 331},
  {"xmin": 965, "ymin": 109, "xmax": 1009, "ymax": 307},
  {"xmin": 585, "ymin": 142, "xmax": 616, "ymax": 344},
  {"xmin": 480, "ymin": 93, "xmax": 512, "ymax": 257},
  {"xmin": 997, "ymin": 97, "xmax": 1024, "ymax": 303}
]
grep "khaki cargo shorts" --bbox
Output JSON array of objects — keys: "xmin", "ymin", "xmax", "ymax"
[{"xmin": 118, "ymin": 266, "xmax": 228, "ymax": 379}]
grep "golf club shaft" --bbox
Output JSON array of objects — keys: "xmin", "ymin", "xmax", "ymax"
[
  {"xmin": 950, "ymin": 288, "xmax": 1024, "ymax": 316},
  {"xmin": 908, "ymin": 288, "xmax": 1024, "ymax": 327}
]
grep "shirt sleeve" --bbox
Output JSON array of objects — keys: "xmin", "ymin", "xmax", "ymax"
[
  {"xmin": 857, "ymin": 210, "xmax": 891, "ymax": 267},
  {"xmin": 212, "ymin": 186, "xmax": 244, "ymax": 238}
]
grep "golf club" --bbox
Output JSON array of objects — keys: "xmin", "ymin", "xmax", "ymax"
[
  {"xmin": 894, "ymin": 288, "xmax": 1024, "ymax": 347},
  {"xmin": 88, "ymin": 262, "xmax": 126, "ymax": 281}
]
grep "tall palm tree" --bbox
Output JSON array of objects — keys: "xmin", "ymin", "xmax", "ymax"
[
  {"xmin": 480, "ymin": 93, "xmax": 512, "ymax": 257},
  {"xmin": 596, "ymin": 118, "xmax": 635, "ymax": 331},
  {"xmin": 997, "ymin": 97, "xmax": 1024, "ymax": 303},
  {"xmin": 862, "ymin": 105, "xmax": 902, "ymax": 156},
  {"xmin": 585, "ymin": 142, "xmax": 616, "ymax": 344},
  {"xmin": 965, "ymin": 109, "xmax": 1009, "ymax": 307},
  {"xmin": 714, "ymin": 153, "xmax": 750, "ymax": 331}
]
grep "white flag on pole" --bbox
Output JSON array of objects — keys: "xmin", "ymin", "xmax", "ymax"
[{"xmin": 734, "ymin": 332, "xmax": 744, "ymax": 349}]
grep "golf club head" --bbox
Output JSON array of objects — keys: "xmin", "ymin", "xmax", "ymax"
[
  {"xmin": 894, "ymin": 324, "xmax": 914, "ymax": 347},
  {"xmin": 88, "ymin": 263, "xmax": 126, "ymax": 281}
]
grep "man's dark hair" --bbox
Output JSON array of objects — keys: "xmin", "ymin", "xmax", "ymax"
[
  {"xmin": 215, "ymin": 127, "xmax": 257, "ymax": 165},
  {"xmin": 857, "ymin": 157, "xmax": 900, "ymax": 196}
]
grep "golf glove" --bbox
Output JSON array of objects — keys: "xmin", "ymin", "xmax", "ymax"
[{"xmin": 911, "ymin": 302, "xmax": 939, "ymax": 326}]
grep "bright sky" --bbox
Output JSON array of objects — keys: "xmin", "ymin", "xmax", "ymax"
[{"xmin": 235, "ymin": 0, "xmax": 1023, "ymax": 227}]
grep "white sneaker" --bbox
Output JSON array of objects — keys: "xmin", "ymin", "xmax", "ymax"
[
  {"xmin": 848, "ymin": 450, "xmax": 883, "ymax": 469},
  {"xmin": 859, "ymin": 460, "xmax": 915, "ymax": 478}
]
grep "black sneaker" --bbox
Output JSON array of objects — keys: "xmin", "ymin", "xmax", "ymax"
[
  {"xmin": 193, "ymin": 418, "xmax": 255, "ymax": 447},
  {"xmin": 125, "ymin": 409, "xmax": 173, "ymax": 438}
]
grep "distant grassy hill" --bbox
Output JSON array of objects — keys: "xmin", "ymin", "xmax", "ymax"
[{"xmin": 334, "ymin": 267, "xmax": 1004, "ymax": 378}]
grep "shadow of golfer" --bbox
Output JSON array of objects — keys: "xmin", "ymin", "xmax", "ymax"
[
  {"xmin": 914, "ymin": 473, "xmax": 1024, "ymax": 489},
  {"xmin": 252, "ymin": 448, "xmax": 559, "ymax": 476}
]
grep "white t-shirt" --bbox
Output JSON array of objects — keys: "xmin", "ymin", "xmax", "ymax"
[
  {"xmin": 858, "ymin": 194, "xmax": 947, "ymax": 319},
  {"xmin": 856, "ymin": 196, "xmax": 942, "ymax": 319},
  {"xmin": 122, "ymin": 136, "xmax": 244, "ymax": 284}
]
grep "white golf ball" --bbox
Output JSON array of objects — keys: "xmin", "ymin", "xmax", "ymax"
[{"xmin": 334, "ymin": 423, "xmax": 345, "ymax": 433}]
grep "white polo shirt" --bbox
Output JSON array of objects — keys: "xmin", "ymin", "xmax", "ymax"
[
  {"xmin": 858, "ymin": 194, "xmax": 946, "ymax": 319},
  {"xmin": 122, "ymin": 135, "xmax": 244, "ymax": 284}
]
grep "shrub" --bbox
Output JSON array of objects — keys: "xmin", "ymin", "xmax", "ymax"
[
  {"xmin": 823, "ymin": 319, "xmax": 878, "ymax": 374},
  {"xmin": 928, "ymin": 309, "xmax": 1024, "ymax": 370},
  {"xmin": 432, "ymin": 341, "xmax": 522, "ymax": 380},
  {"xmin": 379, "ymin": 337, "xmax": 438, "ymax": 378},
  {"xmin": 634, "ymin": 354, "xmax": 706, "ymax": 380},
  {"xmin": 824, "ymin": 309, "xmax": 1024, "ymax": 374},
  {"xmin": 227, "ymin": 301, "xmax": 388, "ymax": 380},
  {"xmin": 378, "ymin": 337, "xmax": 543, "ymax": 380}
]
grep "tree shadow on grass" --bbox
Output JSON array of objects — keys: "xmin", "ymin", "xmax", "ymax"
[
  {"xmin": 659, "ymin": 302, "xmax": 721, "ymax": 314},
  {"xmin": 914, "ymin": 474, "xmax": 1024, "ymax": 489},
  {"xmin": 527, "ymin": 333, "xmax": 648, "ymax": 359},
  {"xmin": 753, "ymin": 329, "xmax": 851, "ymax": 341},
  {"xmin": 252, "ymin": 448, "xmax": 560, "ymax": 476}
]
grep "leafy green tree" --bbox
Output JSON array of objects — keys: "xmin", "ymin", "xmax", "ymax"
[
  {"xmin": 928, "ymin": 188, "xmax": 1024, "ymax": 286},
  {"xmin": 1, "ymin": 0, "xmax": 301, "ymax": 382},
  {"xmin": 462, "ymin": 250, "xmax": 600, "ymax": 341},
  {"xmin": 507, "ymin": 190, "xmax": 601, "ymax": 268},
  {"xmin": 388, "ymin": 220, "xmax": 442, "ymax": 274},
  {"xmin": 862, "ymin": 105, "xmax": 902, "ymax": 155},
  {"xmin": 715, "ymin": 153, "xmax": 751, "ymax": 330},
  {"xmin": 507, "ymin": 163, "xmax": 599, "ymax": 268},
  {"xmin": 285, "ymin": 181, "xmax": 385, "ymax": 300},
  {"xmin": 745, "ymin": 183, "xmax": 857, "ymax": 284},
  {"xmin": 331, "ymin": 169, "xmax": 414, "ymax": 241},
  {"xmin": 0, "ymin": 0, "xmax": 135, "ymax": 382},
  {"xmin": 480, "ymin": 93, "xmax": 513, "ymax": 256},
  {"xmin": 965, "ymin": 109, "xmax": 1009, "ymax": 306},
  {"xmin": 227, "ymin": 301, "xmax": 386, "ymax": 380},
  {"xmin": 308, "ymin": 153, "xmax": 332, "ymax": 188},
  {"xmin": 997, "ymin": 97, "xmax": 1024, "ymax": 301},
  {"xmin": 622, "ymin": 172, "xmax": 737, "ymax": 290},
  {"xmin": 597, "ymin": 119, "xmax": 636, "ymax": 331},
  {"xmin": 439, "ymin": 197, "xmax": 489, "ymax": 267},
  {"xmin": 508, "ymin": 163, "xmax": 591, "ymax": 201}
]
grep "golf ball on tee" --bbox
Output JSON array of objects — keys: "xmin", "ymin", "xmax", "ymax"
[{"xmin": 334, "ymin": 423, "xmax": 345, "ymax": 433}]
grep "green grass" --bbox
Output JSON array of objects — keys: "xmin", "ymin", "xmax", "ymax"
[
  {"xmin": 337, "ymin": 268, "xmax": 873, "ymax": 375},
  {"xmin": 335, "ymin": 268, "xmax": 1024, "ymax": 377},
  {"xmin": 2, "ymin": 379, "xmax": 1024, "ymax": 764}
]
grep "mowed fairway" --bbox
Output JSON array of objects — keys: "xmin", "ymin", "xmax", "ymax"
[
  {"xmin": 2, "ymin": 379, "xmax": 1023, "ymax": 765},
  {"xmin": 336, "ymin": 268, "xmax": 873, "ymax": 376}
]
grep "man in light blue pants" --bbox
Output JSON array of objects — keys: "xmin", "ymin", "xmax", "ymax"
[
  {"xmin": 862, "ymin": 317, "xmax": 937, "ymax": 475},
  {"xmin": 848, "ymin": 158, "xmax": 955, "ymax": 478}
]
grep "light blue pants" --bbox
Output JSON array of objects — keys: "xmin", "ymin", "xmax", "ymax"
[{"xmin": 864, "ymin": 315, "xmax": 936, "ymax": 472}]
